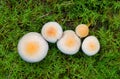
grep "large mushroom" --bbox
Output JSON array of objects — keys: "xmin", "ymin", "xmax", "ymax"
[
  {"xmin": 82, "ymin": 36, "xmax": 100, "ymax": 56},
  {"xmin": 18, "ymin": 32, "xmax": 49, "ymax": 63},
  {"xmin": 41, "ymin": 22, "xmax": 63, "ymax": 43},
  {"xmin": 57, "ymin": 30, "xmax": 81, "ymax": 55}
]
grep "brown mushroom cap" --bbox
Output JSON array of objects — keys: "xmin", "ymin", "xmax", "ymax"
[{"xmin": 75, "ymin": 24, "xmax": 89, "ymax": 38}]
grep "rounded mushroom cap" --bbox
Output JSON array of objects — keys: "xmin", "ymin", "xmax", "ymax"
[
  {"xmin": 18, "ymin": 32, "xmax": 49, "ymax": 63},
  {"xmin": 82, "ymin": 36, "xmax": 100, "ymax": 56},
  {"xmin": 75, "ymin": 24, "xmax": 89, "ymax": 38},
  {"xmin": 57, "ymin": 30, "xmax": 81, "ymax": 55},
  {"xmin": 41, "ymin": 22, "xmax": 63, "ymax": 43}
]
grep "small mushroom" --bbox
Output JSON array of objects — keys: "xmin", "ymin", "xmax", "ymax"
[
  {"xmin": 41, "ymin": 22, "xmax": 63, "ymax": 43},
  {"xmin": 75, "ymin": 24, "xmax": 89, "ymax": 38},
  {"xmin": 57, "ymin": 30, "xmax": 81, "ymax": 55},
  {"xmin": 18, "ymin": 32, "xmax": 49, "ymax": 63},
  {"xmin": 82, "ymin": 36, "xmax": 100, "ymax": 56}
]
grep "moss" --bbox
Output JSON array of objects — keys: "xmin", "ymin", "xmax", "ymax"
[{"xmin": 0, "ymin": 0, "xmax": 120, "ymax": 78}]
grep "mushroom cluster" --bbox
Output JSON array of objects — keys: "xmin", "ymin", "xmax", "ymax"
[{"xmin": 17, "ymin": 22, "xmax": 100, "ymax": 63}]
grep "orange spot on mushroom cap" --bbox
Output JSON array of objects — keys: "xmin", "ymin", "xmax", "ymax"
[
  {"xmin": 88, "ymin": 42, "xmax": 97, "ymax": 51},
  {"xmin": 65, "ymin": 37, "xmax": 76, "ymax": 48},
  {"xmin": 46, "ymin": 26, "xmax": 57, "ymax": 37},
  {"xmin": 25, "ymin": 42, "xmax": 39, "ymax": 56}
]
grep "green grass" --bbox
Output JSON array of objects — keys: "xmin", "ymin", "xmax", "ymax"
[{"xmin": 0, "ymin": 0, "xmax": 120, "ymax": 79}]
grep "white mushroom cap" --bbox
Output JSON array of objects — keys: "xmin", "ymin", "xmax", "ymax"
[
  {"xmin": 18, "ymin": 32, "xmax": 49, "ymax": 63},
  {"xmin": 41, "ymin": 22, "xmax": 63, "ymax": 43},
  {"xmin": 75, "ymin": 24, "xmax": 89, "ymax": 38},
  {"xmin": 57, "ymin": 30, "xmax": 81, "ymax": 55},
  {"xmin": 82, "ymin": 36, "xmax": 100, "ymax": 56}
]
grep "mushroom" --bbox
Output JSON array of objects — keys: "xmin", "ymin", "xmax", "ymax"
[
  {"xmin": 41, "ymin": 22, "xmax": 63, "ymax": 43},
  {"xmin": 57, "ymin": 30, "xmax": 81, "ymax": 55},
  {"xmin": 82, "ymin": 36, "xmax": 100, "ymax": 56},
  {"xmin": 18, "ymin": 32, "xmax": 49, "ymax": 63},
  {"xmin": 75, "ymin": 24, "xmax": 89, "ymax": 38}
]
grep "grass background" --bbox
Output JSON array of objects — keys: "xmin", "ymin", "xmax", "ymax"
[{"xmin": 0, "ymin": 0, "xmax": 120, "ymax": 79}]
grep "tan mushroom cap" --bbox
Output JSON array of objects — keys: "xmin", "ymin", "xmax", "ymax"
[
  {"xmin": 41, "ymin": 22, "xmax": 63, "ymax": 43},
  {"xmin": 18, "ymin": 32, "xmax": 49, "ymax": 63},
  {"xmin": 75, "ymin": 24, "xmax": 89, "ymax": 38},
  {"xmin": 57, "ymin": 30, "xmax": 81, "ymax": 55},
  {"xmin": 82, "ymin": 36, "xmax": 100, "ymax": 56}
]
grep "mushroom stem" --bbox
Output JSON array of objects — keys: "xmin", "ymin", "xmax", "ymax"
[{"xmin": 87, "ymin": 23, "xmax": 92, "ymax": 28}]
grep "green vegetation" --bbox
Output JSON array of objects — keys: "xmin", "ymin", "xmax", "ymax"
[{"xmin": 0, "ymin": 0, "xmax": 120, "ymax": 78}]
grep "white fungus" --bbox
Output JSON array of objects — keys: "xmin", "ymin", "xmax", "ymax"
[
  {"xmin": 18, "ymin": 32, "xmax": 49, "ymax": 63},
  {"xmin": 41, "ymin": 22, "xmax": 63, "ymax": 43},
  {"xmin": 82, "ymin": 36, "xmax": 100, "ymax": 56},
  {"xmin": 57, "ymin": 30, "xmax": 81, "ymax": 55}
]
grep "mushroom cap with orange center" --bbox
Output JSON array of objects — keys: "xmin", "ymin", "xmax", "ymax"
[
  {"xmin": 18, "ymin": 32, "xmax": 49, "ymax": 63},
  {"xmin": 75, "ymin": 24, "xmax": 89, "ymax": 38},
  {"xmin": 82, "ymin": 36, "xmax": 100, "ymax": 56},
  {"xmin": 57, "ymin": 30, "xmax": 81, "ymax": 55},
  {"xmin": 41, "ymin": 22, "xmax": 63, "ymax": 43}
]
